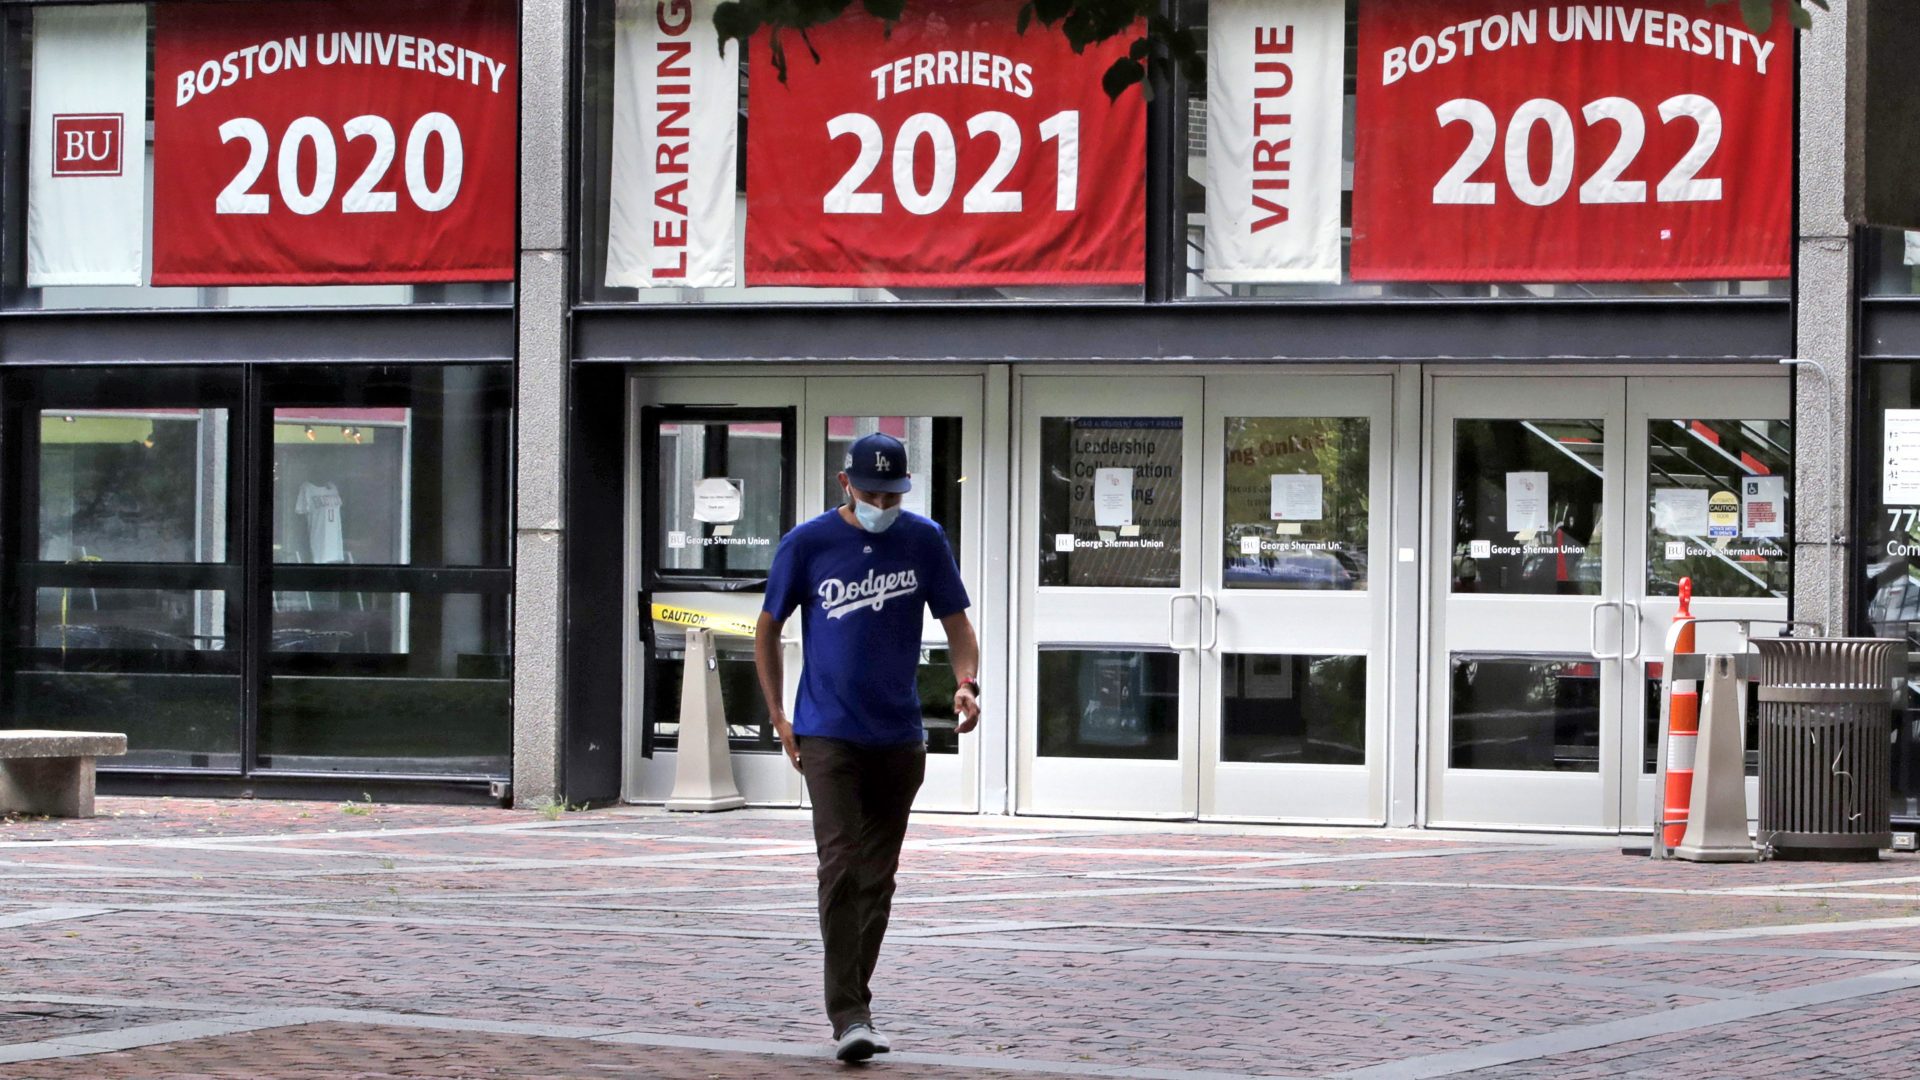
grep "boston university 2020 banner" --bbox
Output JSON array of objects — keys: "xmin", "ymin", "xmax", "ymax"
[
  {"xmin": 1204, "ymin": 0, "xmax": 1344, "ymax": 284},
  {"xmin": 27, "ymin": 4, "xmax": 148, "ymax": 287},
  {"xmin": 151, "ymin": 1, "xmax": 517, "ymax": 286},
  {"xmin": 605, "ymin": 0, "xmax": 739, "ymax": 289},
  {"xmin": 745, "ymin": 1, "xmax": 1145, "ymax": 287},
  {"xmin": 1351, "ymin": 0, "xmax": 1792, "ymax": 282}
]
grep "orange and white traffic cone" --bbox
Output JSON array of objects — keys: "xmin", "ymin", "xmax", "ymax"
[{"xmin": 1661, "ymin": 577, "xmax": 1698, "ymax": 850}]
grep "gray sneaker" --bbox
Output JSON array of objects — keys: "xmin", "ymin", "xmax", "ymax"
[
  {"xmin": 869, "ymin": 1026, "xmax": 892, "ymax": 1054},
  {"xmin": 834, "ymin": 1023, "xmax": 879, "ymax": 1062}
]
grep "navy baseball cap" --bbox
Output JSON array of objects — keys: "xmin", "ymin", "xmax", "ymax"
[{"xmin": 844, "ymin": 432, "xmax": 912, "ymax": 493}]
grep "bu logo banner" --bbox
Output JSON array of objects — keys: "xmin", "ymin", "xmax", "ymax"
[
  {"xmin": 51, "ymin": 115, "xmax": 124, "ymax": 177},
  {"xmin": 27, "ymin": 4, "xmax": 147, "ymax": 286}
]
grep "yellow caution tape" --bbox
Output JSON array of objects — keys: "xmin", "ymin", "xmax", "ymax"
[{"xmin": 650, "ymin": 602, "xmax": 757, "ymax": 638}]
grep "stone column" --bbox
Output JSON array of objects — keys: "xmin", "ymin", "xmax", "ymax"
[
  {"xmin": 1792, "ymin": 0, "xmax": 1863, "ymax": 637},
  {"xmin": 512, "ymin": 0, "xmax": 571, "ymax": 807}
]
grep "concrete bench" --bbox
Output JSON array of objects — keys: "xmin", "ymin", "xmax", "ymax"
[{"xmin": 0, "ymin": 731, "xmax": 127, "ymax": 818}]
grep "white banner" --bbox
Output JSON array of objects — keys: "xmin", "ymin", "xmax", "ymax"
[
  {"xmin": 28, "ymin": 4, "xmax": 148, "ymax": 287},
  {"xmin": 606, "ymin": 0, "xmax": 738, "ymax": 288},
  {"xmin": 1203, "ymin": 0, "xmax": 1344, "ymax": 284}
]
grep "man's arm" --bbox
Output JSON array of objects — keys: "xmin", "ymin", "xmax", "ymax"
[
  {"xmin": 754, "ymin": 611, "xmax": 801, "ymax": 771},
  {"xmin": 940, "ymin": 612, "xmax": 981, "ymax": 734}
]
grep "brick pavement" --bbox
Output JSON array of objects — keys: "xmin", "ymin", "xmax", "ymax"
[{"xmin": 0, "ymin": 797, "xmax": 1916, "ymax": 1078}]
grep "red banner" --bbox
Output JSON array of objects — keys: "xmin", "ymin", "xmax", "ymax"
[
  {"xmin": 745, "ymin": 2, "xmax": 1145, "ymax": 287},
  {"xmin": 152, "ymin": 1, "xmax": 516, "ymax": 286},
  {"xmin": 1351, "ymin": 0, "xmax": 1791, "ymax": 282}
]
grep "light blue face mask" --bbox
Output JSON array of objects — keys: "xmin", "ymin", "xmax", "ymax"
[{"xmin": 850, "ymin": 493, "xmax": 902, "ymax": 533}]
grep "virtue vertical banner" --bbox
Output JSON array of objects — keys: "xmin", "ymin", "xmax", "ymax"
[
  {"xmin": 151, "ymin": 0, "xmax": 518, "ymax": 286},
  {"xmin": 27, "ymin": 4, "xmax": 149, "ymax": 286},
  {"xmin": 1203, "ymin": 0, "xmax": 1344, "ymax": 283},
  {"xmin": 1350, "ymin": 0, "xmax": 1792, "ymax": 282},
  {"xmin": 605, "ymin": 0, "xmax": 739, "ymax": 288}
]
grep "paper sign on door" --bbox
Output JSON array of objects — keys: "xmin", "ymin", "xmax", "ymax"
[
  {"xmin": 692, "ymin": 478, "xmax": 743, "ymax": 524},
  {"xmin": 1271, "ymin": 474, "xmax": 1324, "ymax": 521},
  {"xmin": 1742, "ymin": 476, "xmax": 1785, "ymax": 539},
  {"xmin": 1652, "ymin": 488, "xmax": 1709, "ymax": 535},
  {"xmin": 1505, "ymin": 472, "xmax": 1549, "ymax": 534},
  {"xmin": 1093, "ymin": 468, "xmax": 1134, "ymax": 528}
]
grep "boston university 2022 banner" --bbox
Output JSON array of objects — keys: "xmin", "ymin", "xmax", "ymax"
[
  {"xmin": 1204, "ymin": 0, "xmax": 1344, "ymax": 284},
  {"xmin": 151, "ymin": 1, "xmax": 517, "ymax": 286},
  {"xmin": 745, "ymin": 1, "xmax": 1145, "ymax": 287},
  {"xmin": 1351, "ymin": 0, "xmax": 1792, "ymax": 282},
  {"xmin": 27, "ymin": 4, "xmax": 148, "ymax": 287},
  {"xmin": 605, "ymin": 0, "xmax": 739, "ymax": 289}
]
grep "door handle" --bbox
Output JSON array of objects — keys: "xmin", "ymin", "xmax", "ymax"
[
  {"xmin": 1622, "ymin": 601, "xmax": 1645, "ymax": 661},
  {"xmin": 1169, "ymin": 593, "xmax": 1199, "ymax": 651},
  {"xmin": 1588, "ymin": 600, "xmax": 1622, "ymax": 661},
  {"xmin": 1200, "ymin": 593, "xmax": 1220, "ymax": 652}
]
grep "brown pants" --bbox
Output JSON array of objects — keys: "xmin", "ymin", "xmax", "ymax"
[{"xmin": 797, "ymin": 735, "xmax": 926, "ymax": 1037}]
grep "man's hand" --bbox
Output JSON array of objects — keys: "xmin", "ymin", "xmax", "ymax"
[
  {"xmin": 771, "ymin": 712, "xmax": 802, "ymax": 771},
  {"xmin": 953, "ymin": 685, "xmax": 980, "ymax": 735}
]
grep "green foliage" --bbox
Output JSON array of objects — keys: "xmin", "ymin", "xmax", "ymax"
[{"xmin": 712, "ymin": 0, "xmax": 1202, "ymax": 101}]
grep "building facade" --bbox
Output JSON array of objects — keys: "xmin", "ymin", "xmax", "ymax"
[{"xmin": 0, "ymin": 0, "xmax": 1912, "ymax": 834}]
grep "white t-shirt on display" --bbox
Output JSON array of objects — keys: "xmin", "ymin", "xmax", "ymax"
[{"xmin": 295, "ymin": 481, "xmax": 346, "ymax": 563}]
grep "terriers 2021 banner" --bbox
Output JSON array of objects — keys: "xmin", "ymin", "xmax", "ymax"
[
  {"xmin": 1351, "ymin": 1, "xmax": 1792, "ymax": 282},
  {"xmin": 745, "ymin": 1, "xmax": 1145, "ymax": 287},
  {"xmin": 606, "ymin": 0, "xmax": 739, "ymax": 289},
  {"xmin": 1204, "ymin": 0, "xmax": 1345, "ymax": 284},
  {"xmin": 27, "ymin": 4, "xmax": 148, "ymax": 287},
  {"xmin": 151, "ymin": 1, "xmax": 516, "ymax": 286}
]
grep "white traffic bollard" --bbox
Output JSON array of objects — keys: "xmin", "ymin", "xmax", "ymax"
[{"xmin": 664, "ymin": 627, "xmax": 747, "ymax": 812}]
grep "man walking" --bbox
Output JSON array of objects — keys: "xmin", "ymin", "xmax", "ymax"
[{"xmin": 754, "ymin": 432, "xmax": 980, "ymax": 1062}]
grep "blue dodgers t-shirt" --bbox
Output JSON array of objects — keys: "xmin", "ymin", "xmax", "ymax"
[{"xmin": 762, "ymin": 509, "xmax": 970, "ymax": 746}]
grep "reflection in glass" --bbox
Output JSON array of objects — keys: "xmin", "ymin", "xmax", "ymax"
[
  {"xmin": 1864, "ymin": 364, "xmax": 1920, "ymax": 821},
  {"xmin": 1038, "ymin": 649, "xmax": 1178, "ymax": 759},
  {"xmin": 1037, "ymin": 418, "xmax": 1182, "ymax": 588},
  {"xmin": 261, "ymin": 592, "xmax": 510, "ymax": 775},
  {"xmin": 1222, "ymin": 417, "xmax": 1367, "ymax": 590},
  {"xmin": 1221, "ymin": 654, "xmax": 1364, "ymax": 765},
  {"xmin": 15, "ymin": 589, "xmax": 238, "ymax": 769},
  {"xmin": 825, "ymin": 416, "xmax": 963, "ymax": 561},
  {"xmin": 1452, "ymin": 420, "xmax": 1604, "ymax": 595},
  {"xmin": 1644, "ymin": 419, "xmax": 1792, "ymax": 599},
  {"xmin": 271, "ymin": 366, "xmax": 512, "ymax": 568},
  {"xmin": 657, "ymin": 419, "xmax": 785, "ymax": 576},
  {"xmin": 1449, "ymin": 655, "xmax": 1599, "ymax": 772},
  {"xmin": 274, "ymin": 410, "xmax": 407, "ymax": 565},
  {"xmin": 38, "ymin": 409, "xmax": 228, "ymax": 563}
]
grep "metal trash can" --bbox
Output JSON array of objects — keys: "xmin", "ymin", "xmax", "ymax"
[{"xmin": 1754, "ymin": 638, "xmax": 1901, "ymax": 859}]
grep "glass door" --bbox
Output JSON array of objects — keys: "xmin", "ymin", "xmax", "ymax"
[
  {"xmin": 1427, "ymin": 377, "xmax": 1625, "ymax": 830},
  {"xmin": 1200, "ymin": 375, "xmax": 1392, "ymax": 823},
  {"xmin": 1621, "ymin": 376, "xmax": 1791, "ymax": 831},
  {"xmin": 1017, "ymin": 377, "xmax": 1203, "ymax": 817},
  {"xmin": 802, "ymin": 376, "xmax": 983, "ymax": 812}
]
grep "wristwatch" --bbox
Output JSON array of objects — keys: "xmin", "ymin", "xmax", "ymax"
[{"xmin": 957, "ymin": 677, "xmax": 980, "ymax": 696}]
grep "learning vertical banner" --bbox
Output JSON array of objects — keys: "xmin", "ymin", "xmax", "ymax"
[
  {"xmin": 27, "ymin": 4, "xmax": 148, "ymax": 286},
  {"xmin": 1203, "ymin": 0, "xmax": 1344, "ymax": 283},
  {"xmin": 1350, "ymin": 0, "xmax": 1792, "ymax": 282},
  {"xmin": 746, "ymin": 0, "xmax": 1145, "ymax": 287},
  {"xmin": 151, "ymin": 0, "xmax": 518, "ymax": 286},
  {"xmin": 605, "ymin": 0, "xmax": 739, "ymax": 288}
]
